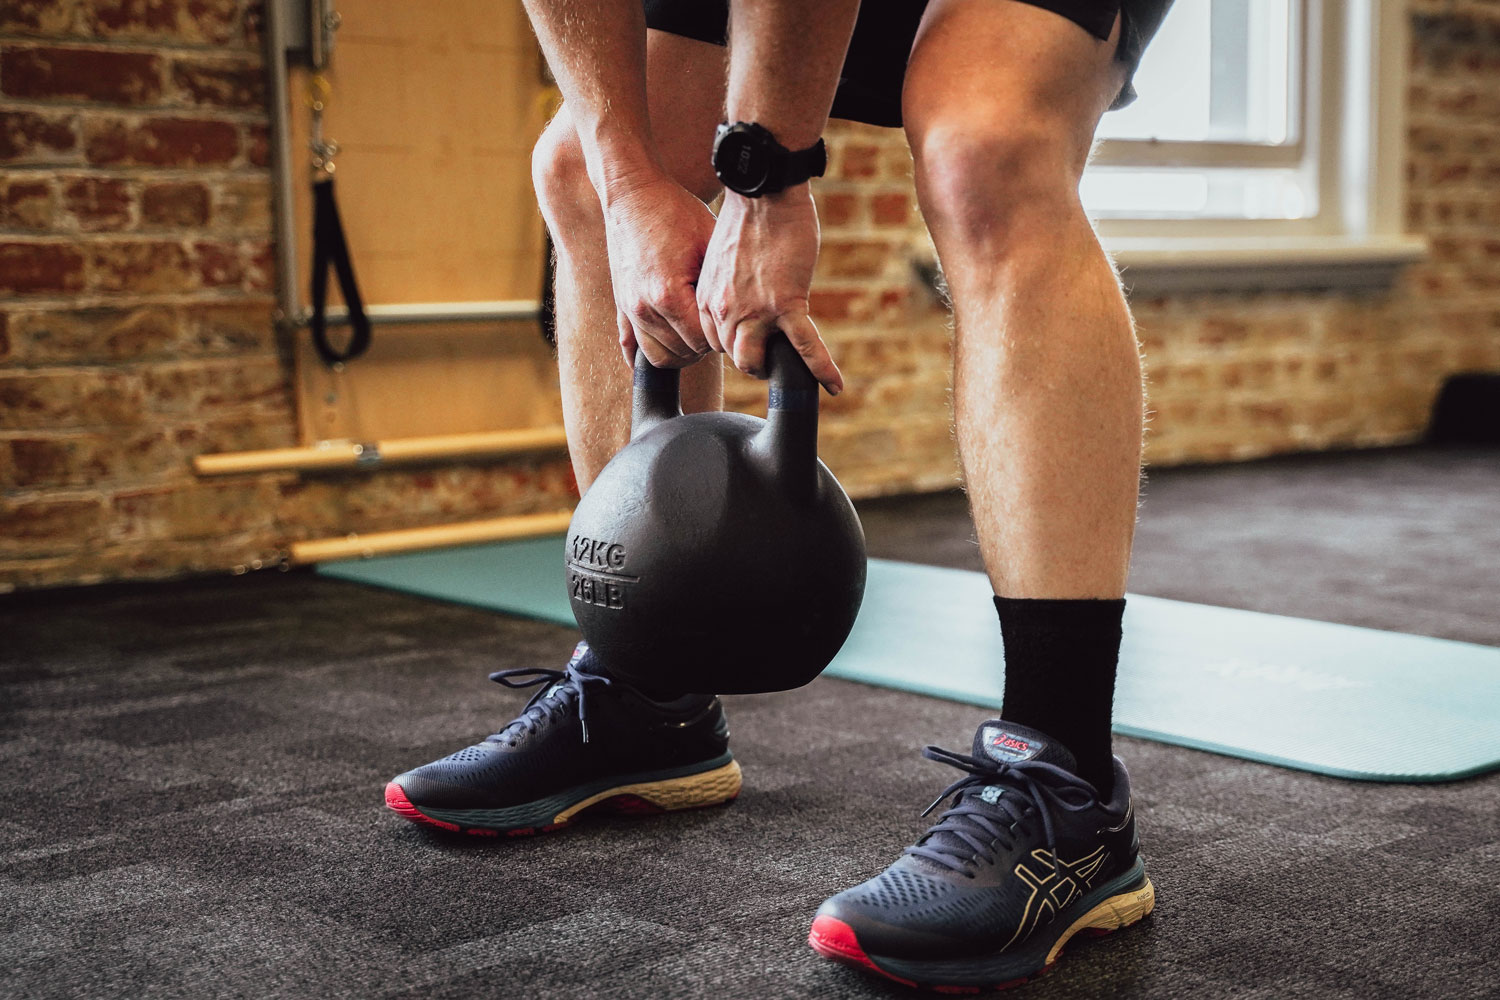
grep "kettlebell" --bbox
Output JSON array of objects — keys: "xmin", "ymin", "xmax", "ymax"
[{"xmin": 565, "ymin": 332, "xmax": 867, "ymax": 695}]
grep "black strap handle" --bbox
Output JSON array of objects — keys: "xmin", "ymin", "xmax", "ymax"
[{"xmin": 309, "ymin": 177, "xmax": 372, "ymax": 366}]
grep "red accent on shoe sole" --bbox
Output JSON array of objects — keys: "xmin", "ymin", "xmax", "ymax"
[
  {"xmin": 808, "ymin": 916, "xmax": 919, "ymax": 989},
  {"xmin": 809, "ymin": 915, "xmax": 1053, "ymax": 993},
  {"xmin": 385, "ymin": 782, "xmax": 460, "ymax": 832}
]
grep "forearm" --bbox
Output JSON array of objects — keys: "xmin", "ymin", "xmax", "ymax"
[
  {"xmin": 522, "ymin": 0, "xmax": 662, "ymax": 201},
  {"xmin": 726, "ymin": 0, "xmax": 860, "ymax": 151}
]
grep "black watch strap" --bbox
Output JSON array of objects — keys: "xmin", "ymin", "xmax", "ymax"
[{"xmin": 774, "ymin": 137, "xmax": 828, "ymax": 192}]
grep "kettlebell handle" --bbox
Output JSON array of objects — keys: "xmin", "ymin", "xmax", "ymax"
[
  {"xmin": 630, "ymin": 333, "xmax": 822, "ymax": 502},
  {"xmin": 631, "ymin": 348, "xmax": 682, "ymax": 440},
  {"xmin": 761, "ymin": 333, "xmax": 820, "ymax": 504}
]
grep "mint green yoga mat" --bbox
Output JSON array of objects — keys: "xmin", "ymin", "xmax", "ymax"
[{"xmin": 321, "ymin": 536, "xmax": 1500, "ymax": 783}]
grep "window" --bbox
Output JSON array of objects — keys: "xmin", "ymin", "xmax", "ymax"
[
  {"xmin": 1083, "ymin": 0, "xmax": 1425, "ymax": 290},
  {"xmin": 1087, "ymin": 0, "xmax": 1303, "ymax": 220}
]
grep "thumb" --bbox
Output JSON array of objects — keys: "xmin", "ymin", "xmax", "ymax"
[{"xmin": 778, "ymin": 310, "xmax": 843, "ymax": 396}]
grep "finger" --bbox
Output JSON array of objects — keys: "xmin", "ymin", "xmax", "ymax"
[
  {"xmin": 652, "ymin": 285, "xmax": 711, "ymax": 356},
  {"xmin": 778, "ymin": 311, "xmax": 844, "ymax": 395},
  {"xmin": 617, "ymin": 311, "xmax": 637, "ymax": 369},
  {"xmin": 731, "ymin": 318, "xmax": 773, "ymax": 380},
  {"xmin": 636, "ymin": 327, "xmax": 697, "ymax": 369},
  {"xmin": 629, "ymin": 302, "xmax": 698, "ymax": 364},
  {"xmin": 699, "ymin": 304, "xmax": 724, "ymax": 355}
]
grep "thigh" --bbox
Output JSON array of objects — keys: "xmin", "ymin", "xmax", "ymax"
[
  {"xmin": 645, "ymin": 28, "xmax": 727, "ymax": 200},
  {"xmin": 902, "ymin": 0, "xmax": 1129, "ymax": 174}
]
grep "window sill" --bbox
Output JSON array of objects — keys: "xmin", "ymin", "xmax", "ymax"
[{"xmin": 1104, "ymin": 235, "xmax": 1428, "ymax": 296}]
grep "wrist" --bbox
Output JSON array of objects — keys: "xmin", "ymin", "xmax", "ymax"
[
  {"xmin": 576, "ymin": 120, "xmax": 666, "ymax": 209},
  {"xmin": 726, "ymin": 182, "xmax": 814, "ymax": 210}
]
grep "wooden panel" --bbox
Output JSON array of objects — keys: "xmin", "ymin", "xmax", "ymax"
[
  {"xmin": 294, "ymin": 319, "xmax": 562, "ymax": 442},
  {"xmin": 285, "ymin": 1, "xmax": 564, "ymax": 444},
  {"xmin": 290, "ymin": 1, "xmax": 549, "ymax": 304}
]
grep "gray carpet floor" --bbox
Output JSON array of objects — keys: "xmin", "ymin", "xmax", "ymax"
[{"xmin": 2, "ymin": 446, "xmax": 1497, "ymax": 1000}]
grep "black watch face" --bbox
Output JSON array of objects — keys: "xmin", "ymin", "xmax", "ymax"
[{"xmin": 716, "ymin": 130, "xmax": 774, "ymax": 193}]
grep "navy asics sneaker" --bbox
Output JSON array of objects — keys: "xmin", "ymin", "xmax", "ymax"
[
  {"xmin": 810, "ymin": 720, "xmax": 1154, "ymax": 990},
  {"xmin": 385, "ymin": 642, "xmax": 741, "ymax": 836}
]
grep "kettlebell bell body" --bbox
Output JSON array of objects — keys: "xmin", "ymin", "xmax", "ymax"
[{"xmin": 565, "ymin": 335, "xmax": 867, "ymax": 695}]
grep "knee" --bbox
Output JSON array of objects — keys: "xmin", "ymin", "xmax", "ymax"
[
  {"xmin": 532, "ymin": 109, "xmax": 600, "ymax": 237},
  {"xmin": 911, "ymin": 115, "xmax": 1086, "ymax": 254}
]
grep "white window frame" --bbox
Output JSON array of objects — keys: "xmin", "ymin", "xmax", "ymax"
[{"xmin": 1092, "ymin": 0, "xmax": 1427, "ymax": 294}]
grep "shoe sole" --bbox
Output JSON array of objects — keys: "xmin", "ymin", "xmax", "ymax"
[
  {"xmin": 385, "ymin": 758, "xmax": 743, "ymax": 837},
  {"xmin": 809, "ymin": 873, "xmax": 1155, "ymax": 992}
]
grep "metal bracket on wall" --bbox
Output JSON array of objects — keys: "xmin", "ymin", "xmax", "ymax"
[{"xmin": 278, "ymin": 0, "xmax": 339, "ymax": 69}]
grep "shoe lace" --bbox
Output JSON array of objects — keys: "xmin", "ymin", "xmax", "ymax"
[
  {"xmin": 483, "ymin": 661, "xmax": 614, "ymax": 745},
  {"xmin": 902, "ymin": 745, "xmax": 1100, "ymax": 877}
]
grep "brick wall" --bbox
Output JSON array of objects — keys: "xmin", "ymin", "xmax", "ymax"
[
  {"xmin": 2, "ymin": 2, "xmax": 1497, "ymax": 591},
  {"xmin": 0, "ymin": 0, "xmax": 574, "ymax": 591}
]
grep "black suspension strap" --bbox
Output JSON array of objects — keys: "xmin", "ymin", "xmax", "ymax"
[{"xmin": 308, "ymin": 175, "xmax": 371, "ymax": 365}]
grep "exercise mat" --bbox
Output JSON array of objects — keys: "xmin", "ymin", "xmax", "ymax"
[{"xmin": 322, "ymin": 538, "xmax": 1500, "ymax": 782}]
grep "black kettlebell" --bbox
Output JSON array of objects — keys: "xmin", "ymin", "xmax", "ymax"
[{"xmin": 565, "ymin": 332, "xmax": 867, "ymax": 695}]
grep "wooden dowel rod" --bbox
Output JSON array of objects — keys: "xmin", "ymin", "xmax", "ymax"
[
  {"xmin": 194, "ymin": 426, "xmax": 569, "ymax": 477},
  {"xmin": 289, "ymin": 509, "xmax": 574, "ymax": 564}
]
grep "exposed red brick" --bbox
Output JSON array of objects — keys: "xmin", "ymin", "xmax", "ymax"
[
  {"xmin": 817, "ymin": 239, "xmax": 891, "ymax": 279},
  {"xmin": 0, "ymin": 496, "xmax": 104, "ymax": 549},
  {"xmin": 871, "ymin": 192, "xmax": 911, "ymax": 226},
  {"xmin": 817, "ymin": 192, "xmax": 860, "ymax": 228},
  {"xmin": 194, "ymin": 240, "xmax": 243, "ymax": 287},
  {"xmin": 2, "ymin": 179, "xmax": 55, "ymax": 230},
  {"xmin": 184, "ymin": 301, "xmax": 275, "ymax": 353},
  {"xmin": 809, "ymin": 289, "xmax": 870, "ymax": 322},
  {"xmin": 1198, "ymin": 318, "xmax": 1252, "ymax": 348},
  {"xmin": 244, "ymin": 240, "xmax": 273, "ymax": 291},
  {"xmin": 5, "ymin": 303, "xmax": 274, "ymax": 363},
  {"xmin": 6, "ymin": 306, "xmax": 172, "ymax": 362},
  {"xmin": 141, "ymin": 181, "xmax": 210, "ymax": 227},
  {"xmin": 212, "ymin": 177, "xmax": 271, "ymax": 231},
  {"xmin": 113, "ymin": 480, "xmax": 278, "ymax": 542},
  {"xmin": 87, "ymin": 0, "xmax": 242, "ymax": 46},
  {"xmin": 62, "ymin": 176, "xmax": 133, "ymax": 232},
  {"xmin": 0, "ymin": 242, "xmax": 86, "ymax": 295},
  {"xmin": 2, "ymin": 436, "xmax": 92, "ymax": 488},
  {"xmin": 170, "ymin": 56, "xmax": 265, "ymax": 110},
  {"xmin": 1, "ymin": 429, "xmax": 210, "ymax": 488},
  {"xmin": 1, "ymin": 0, "xmax": 81, "ymax": 36},
  {"xmin": 0, "ymin": 109, "xmax": 78, "ymax": 164},
  {"xmin": 142, "ymin": 358, "xmax": 288, "ymax": 415},
  {"xmin": 835, "ymin": 143, "xmax": 880, "ymax": 180},
  {"xmin": 89, "ymin": 240, "xmax": 195, "ymax": 293},
  {"xmin": 243, "ymin": 122, "xmax": 269, "ymax": 166},
  {"xmin": 1, "ymin": 45, "xmax": 165, "ymax": 105},
  {"xmin": 83, "ymin": 116, "xmax": 239, "ymax": 167},
  {"xmin": 0, "ymin": 370, "xmax": 144, "ymax": 429}
]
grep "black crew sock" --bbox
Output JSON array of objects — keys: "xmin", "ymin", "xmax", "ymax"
[{"xmin": 993, "ymin": 596, "xmax": 1125, "ymax": 797}]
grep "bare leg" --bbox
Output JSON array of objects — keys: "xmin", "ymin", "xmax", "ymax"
[
  {"xmin": 903, "ymin": 1, "xmax": 1141, "ymax": 600},
  {"xmin": 533, "ymin": 31, "xmax": 728, "ymax": 492}
]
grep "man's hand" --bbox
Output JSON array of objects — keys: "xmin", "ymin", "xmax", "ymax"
[
  {"xmin": 696, "ymin": 186, "xmax": 843, "ymax": 394},
  {"xmin": 603, "ymin": 174, "xmax": 718, "ymax": 368}
]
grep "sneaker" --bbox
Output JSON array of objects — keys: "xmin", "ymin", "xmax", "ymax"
[
  {"xmin": 384, "ymin": 642, "xmax": 742, "ymax": 836},
  {"xmin": 809, "ymin": 720, "xmax": 1154, "ymax": 990}
]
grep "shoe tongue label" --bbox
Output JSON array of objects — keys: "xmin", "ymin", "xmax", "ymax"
[
  {"xmin": 980, "ymin": 725, "xmax": 1043, "ymax": 764},
  {"xmin": 567, "ymin": 642, "xmax": 590, "ymax": 669}
]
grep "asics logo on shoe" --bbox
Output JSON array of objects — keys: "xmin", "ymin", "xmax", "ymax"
[{"xmin": 980, "ymin": 725, "xmax": 1043, "ymax": 763}]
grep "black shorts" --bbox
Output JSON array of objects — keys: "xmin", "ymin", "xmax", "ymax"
[{"xmin": 643, "ymin": 0, "xmax": 1175, "ymax": 128}]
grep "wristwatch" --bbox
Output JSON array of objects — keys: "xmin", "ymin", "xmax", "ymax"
[{"xmin": 712, "ymin": 122, "xmax": 828, "ymax": 197}]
